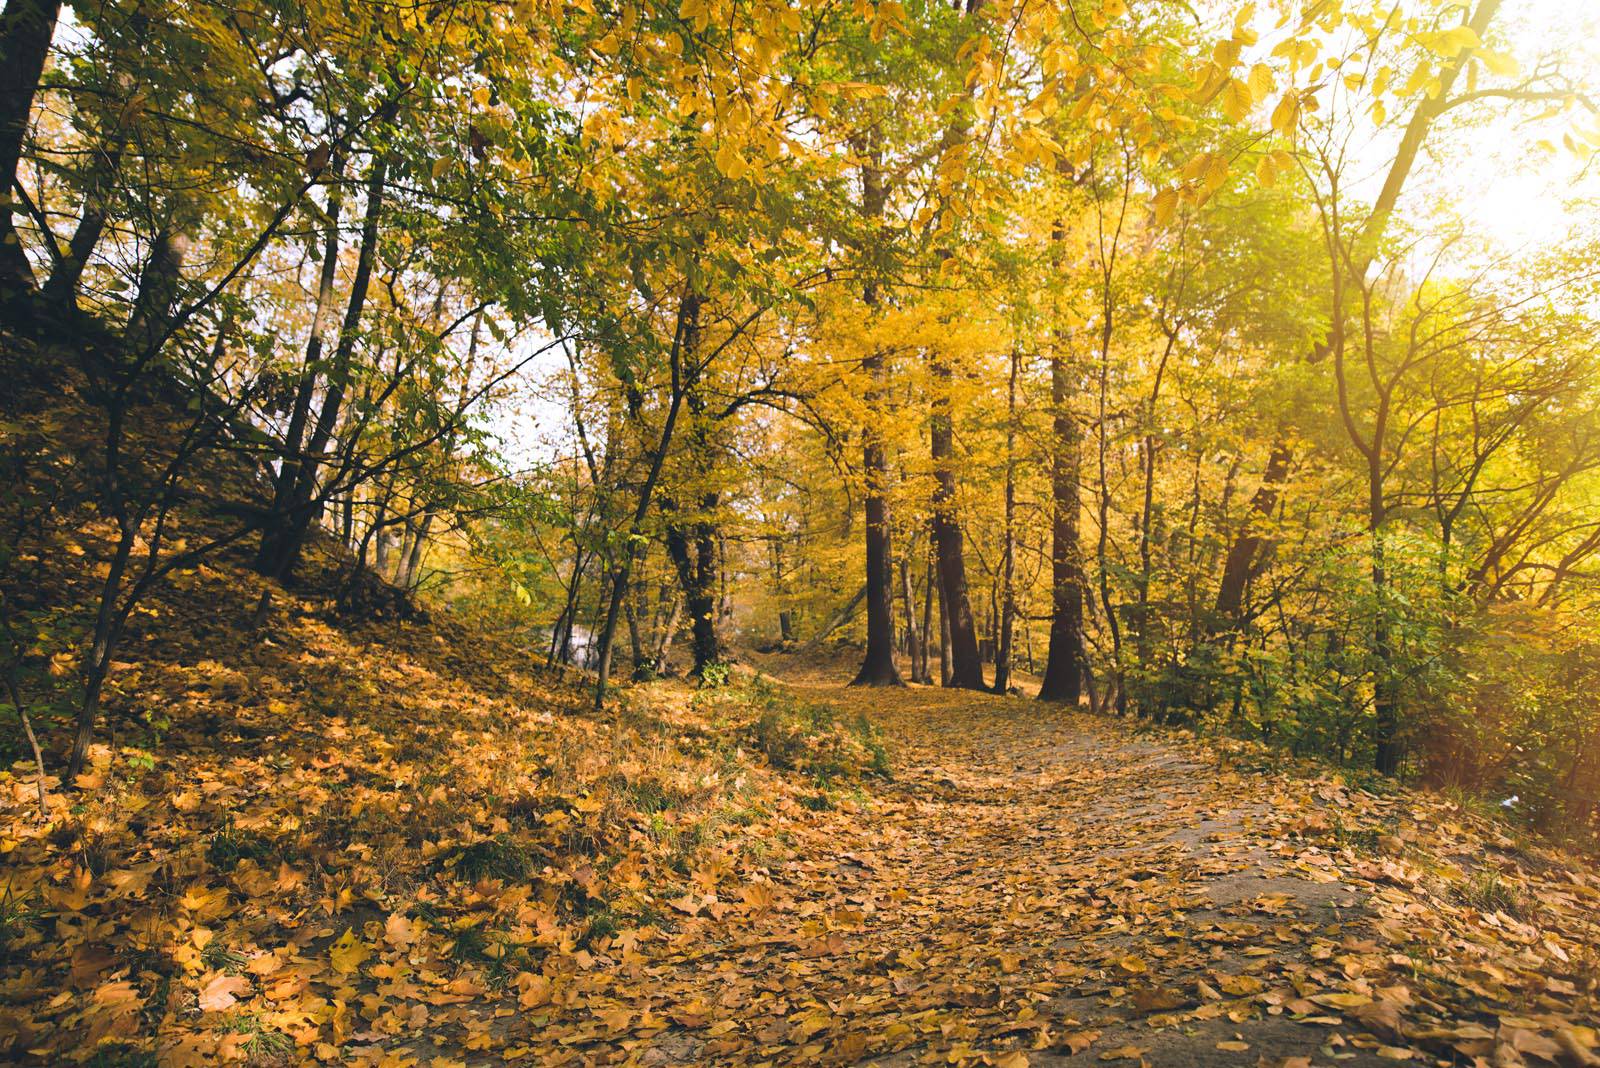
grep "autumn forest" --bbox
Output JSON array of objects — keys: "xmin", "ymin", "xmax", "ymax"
[{"xmin": 2, "ymin": 0, "xmax": 1600, "ymax": 1064}]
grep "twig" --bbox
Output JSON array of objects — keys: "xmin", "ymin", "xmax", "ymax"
[{"xmin": 5, "ymin": 671, "xmax": 49, "ymax": 818}]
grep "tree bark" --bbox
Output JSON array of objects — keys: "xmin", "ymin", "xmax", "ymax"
[
  {"xmin": 593, "ymin": 288, "xmax": 700, "ymax": 708},
  {"xmin": 0, "ymin": 0, "xmax": 60, "ymax": 304},
  {"xmin": 1208, "ymin": 0, "xmax": 1502, "ymax": 631},
  {"xmin": 993, "ymin": 345, "xmax": 1020, "ymax": 694},
  {"xmin": 917, "ymin": 554, "xmax": 936, "ymax": 684},
  {"xmin": 929, "ymin": 349, "xmax": 985, "ymax": 690},
  {"xmin": 256, "ymin": 179, "xmax": 344, "ymax": 575},
  {"xmin": 804, "ymin": 582, "xmax": 866, "ymax": 652},
  {"xmin": 850, "ymin": 140, "xmax": 903, "ymax": 688},
  {"xmin": 1039, "ymin": 340, "xmax": 1085, "ymax": 703},
  {"xmin": 260, "ymin": 153, "xmax": 387, "ymax": 580},
  {"xmin": 900, "ymin": 555, "xmax": 925, "ymax": 685},
  {"xmin": 664, "ymin": 501, "xmax": 721, "ymax": 676}
]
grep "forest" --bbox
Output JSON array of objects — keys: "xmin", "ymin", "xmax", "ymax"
[{"xmin": 2, "ymin": 0, "xmax": 1600, "ymax": 1064}]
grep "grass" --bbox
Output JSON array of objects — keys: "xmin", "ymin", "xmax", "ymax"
[
  {"xmin": 721, "ymin": 673, "xmax": 891, "ymax": 780},
  {"xmin": 435, "ymin": 835, "xmax": 532, "ymax": 883},
  {"xmin": 84, "ymin": 1044, "xmax": 159, "ymax": 1068},
  {"xmin": 1456, "ymin": 868, "xmax": 1526, "ymax": 918},
  {"xmin": 204, "ymin": 818, "xmax": 280, "ymax": 873},
  {"xmin": 216, "ymin": 1013, "xmax": 295, "ymax": 1066},
  {"xmin": 200, "ymin": 938, "xmax": 247, "ymax": 974},
  {"xmin": 0, "ymin": 883, "xmax": 42, "ymax": 964}
]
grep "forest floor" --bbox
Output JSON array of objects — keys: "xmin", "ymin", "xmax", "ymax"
[{"xmin": 2, "ymin": 540, "xmax": 1599, "ymax": 1067}]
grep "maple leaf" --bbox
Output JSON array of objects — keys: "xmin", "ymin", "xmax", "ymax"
[
  {"xmin": 329, "ymin": 928, "xmax": 372, "ymax": 974},
  {"xmin": 384, "ymin": 911, "xmax": 421, "ymax": 947},
  {"xmin": 197, "ymin": 970, "xmax": 253, "ymax": 1012}
]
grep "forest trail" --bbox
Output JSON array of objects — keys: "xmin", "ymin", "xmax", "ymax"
[
  {"xmin": 595, "ymin": 669, "xmax": 1390, "ymax": 1067},
  {"xmin": 504, "ymin": 659, "xmax": 1599, "ymax": 1068}
]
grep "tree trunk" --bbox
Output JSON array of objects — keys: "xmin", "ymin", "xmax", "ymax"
[
  {"xmin": 937, "ymin": 574, "xmax": 952, "ymax": 686},
  {"xmin": 396, "ymin": 512, "xmax": 432, "ymax": 589},
  {"xmin": 262, "ymin": 153, "xmax": 387, "ymax": 580},
  {"xmin": 42, "ymin": 139, "xmax": 123, "ymax": 313},
  {"xmin": 1372, "ymin": 520, "xmax": 1401, "ymax": 775},
  {"xmin": 849, "ymin": 139, "xmax": 903, "ymax": 688},
  {"xmin": 0, "ymin": 0, "xmax": 61, "ymax": 304},
  {"xmin": 593, "ymin": 289, "xmax": 699, "ymax": 708},
  {"xmin": 256, "ymin": 181, "xmax": 344, "ymax": 576},
  {"xmin": 1212, "ymin": 439, "xmax": 1290, "ymax": 625},
  {"xmin": 664, "ymin": 502, "xmax": 721, "ymax": 677},
  {"xmin": 929, "ymin": 350, "xmax": 985, "ymax": 690},
  {"xmin": 652, "ymin": 588, "xmax": 682, "ymax": 675},
  {"xmin": 804, "ymin": 582, "xmax": 866, "ymax": 652},
  {"xmin": 900, "ymin": 555, "xmax": 925, "ymax": 685},
  {"xmin": 125, "ymin": 227, "xmax": 187, "ymax": 352},
  {"xmin": 1040, "ymin": 343, "xmax": 1085, "ymax": 703},
  {"xmin": 993, "ymin": 345, "xmax": 1019, "ymax": 694},
  {"xmin": 917, "ymin": 554, "xmax": 935, "ymax": 684},
  {"xmin": 1209, "ymin": 0, "xmax": 1502, "ymax": 630},
  {"xmin": 66, "ymin": 521, "xmax": 132, "ymax": 779}
]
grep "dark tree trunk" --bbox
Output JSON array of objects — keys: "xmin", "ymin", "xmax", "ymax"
[
  {"xmin": 900, "ymin": 555, "xmax": 925, "ymax": 685},
  {"xmin": 42, "ymin": 140, "xmax": 124, "ymax": 313},
  {"xmin": 937, "ymin": 574, "xmax": 952, "ymax": 686},
  {"xmin": 852, "ymin": 445, "xmax": 902, "ymax": 686},
  {"xmin": 125, "ymin": 228, "xmax": 187, "ymax": 352},
  {"xmin": 396, "ymin": 512, "xmax": 432, "ymax": 590},
  {"xmin": 259, "ymin": 154, "xmax": 387, "ymax": 580},
  {"xmin": 664, "ymin": 500, "xmax": 721, "ymax": 677},
  {"xmin": 256, "ymin": 182, "xmax": 344, "ymax": 575},
  {"xmin": 652, "ymin": 588, "xmax": 682, "ymax": 676},
  {"xmin": 593, "ymin": 289, "xmax": 699, "ymax": 708},
  {"xmin": 850, "ymin": 142, "xmax": 903, "ymax": 687},
  {"xmin": 1212, "ymin": 439, "xmax": 1290, "ymax": 626},
  {"xmin": 0, "ymin": 0, "xmax": 61, "ymax": 305},
  {"xmin": 917, "ymin": 555, "xmax": 935, "ymax": 684},
  {"xmin": 929, "ymin": 351, "xmax": 984, "ymax": 690},
  {"xmin": 993, "ymin": 345, "xmax": 1020, "ymax": 694},
  {"xmin": 1209, "ymin": 0, "xmax": 1501, "ymax": 633},
  {"xmin": 1040, "ymin": 344, "xmax": 1085, "ymax": 703}
]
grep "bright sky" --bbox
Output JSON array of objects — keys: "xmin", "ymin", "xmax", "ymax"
[{"xmin": 1354, "ymin": 0, "xmax": 1600, "ymax": 256}]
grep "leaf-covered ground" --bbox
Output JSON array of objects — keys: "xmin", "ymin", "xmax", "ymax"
[{"xmin": 2, "ymin": 563, "xmax": 1598, "ymax": 1067}]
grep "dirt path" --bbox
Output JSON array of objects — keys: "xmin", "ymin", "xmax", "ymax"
[{"xmin": 509, "ymin": 669, "xmax": 1586, "ymax": 1067}]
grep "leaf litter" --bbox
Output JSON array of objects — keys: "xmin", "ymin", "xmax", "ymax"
[{"xmin": 1, "ymin": 567, "xmax": 1597, "ymax": 1066}]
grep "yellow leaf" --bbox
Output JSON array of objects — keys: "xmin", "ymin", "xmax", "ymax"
[
  {"xmin": 1311, "ymin": 992, "xmax": 1372, "ymax": 1010},
  {"xmin": 1271, "ymin": 92, "xmax": 1300, "ymax": 137},
  {"xmin": 1475, "ymin": 48, "xmax": 1519, "ymax": 77},
  {"xmin": 329, "ymin": 928, "xmax": 372, "ymax": 975},
  {"xmin": 197, "ymin": 971, "xmax": 252, "ymax": 1013},
  {"xmin": 1256, "ymin": 155, "xmax": 1277, "ymax": 189},
  {"xmin": 1152, "ymin": 187, "xmax": 1179, "ymax": 227},
  {"xmin": 515, "ymin": 971, "xmax": 552, "ymax": 1009},
  {"xmin": 1221, "ymin": 79, "xmax": 1253, "ymax": 123},
  {"xmin": 714, "ymin": 141, "xmax": 749, "ymax": 181},
  {"xmin": 1247, "ymin": 62, "xmax": 1274, "ymax": 99},
  {"xmin": 1419, "ymin": 24, "xmax": 1481, "ymax": 58}
]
